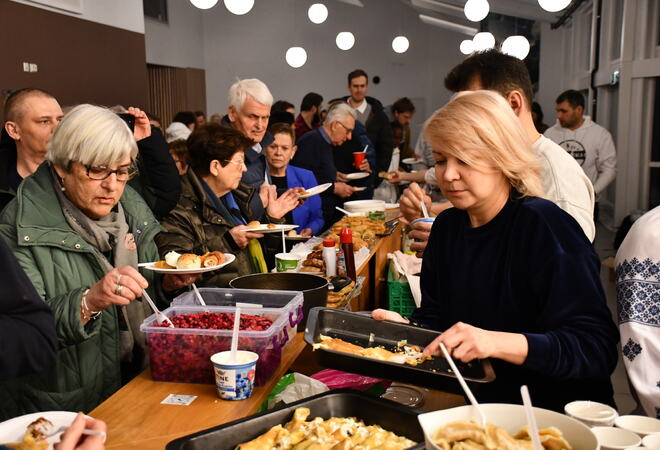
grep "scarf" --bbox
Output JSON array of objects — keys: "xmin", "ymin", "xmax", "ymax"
[{"xmin": 50, "ymin": 166, "xmax": 146, "ymax": 363}]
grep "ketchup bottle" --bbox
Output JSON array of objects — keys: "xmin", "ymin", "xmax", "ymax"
[{"xmin": 340, "ymin": 227, "xmax": 356, "ymax": 281}]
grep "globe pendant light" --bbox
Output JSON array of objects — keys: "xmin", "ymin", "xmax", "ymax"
[
  {"xmin": 308, "ymin": 3, "xmax": 328, "ymax": 24},
  {"xmin": 336, "ymin": 32, "xmax": 355, "ymax": 50},
  {"xmin": 223, "ymin": 0, "xmax": 254, "ymax": 15},
  {"xmin": 501, "ymin": 35, "xmax": 530, "ymax": 60},
  {"xmin": 286, "ymin": 47, "xmax": 307, "ymax": 68},
  {"xmin": 460, "ymin": 39, "xmax": 474, "ymax": 55},
  {"xmin": 190, "ymin": 0, "xmax": 218, "ymax": 9},
  {"xmin": 472, "ymin": 32, "xmax": 495, "ymax": 51},
  {"xmin": 538, "ymin": 0, "xmax": 572, "ymax": 12},
  {"xmin": 464, "ymin": 0, "xmax": 489, "ymax": 22},
  {"xmin": 392, "ymin": 36, "xmax": 410, "ymax": 54}
]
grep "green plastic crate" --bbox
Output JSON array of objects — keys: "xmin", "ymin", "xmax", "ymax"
[{"xmin": 387, "ymin": 265, "xmax": 416, "ymax": 317}]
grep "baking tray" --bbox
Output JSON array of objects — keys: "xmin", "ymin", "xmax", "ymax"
[
  {"xmin": 304, "ymin": 307, "xmax": 495, "ymax": 395},
  {"xmin": 166, "ymin": 389, "xmax": 425, "ymax": 449}
]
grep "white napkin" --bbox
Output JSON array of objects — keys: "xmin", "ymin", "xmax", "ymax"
[{"xmin": 389, "ymin": 251, "xmax": 423, "ymax": 307}]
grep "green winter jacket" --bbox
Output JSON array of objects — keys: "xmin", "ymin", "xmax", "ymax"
[{"xmin": 0, "ymin": 163, "xmax": 164, "ymax": 420}]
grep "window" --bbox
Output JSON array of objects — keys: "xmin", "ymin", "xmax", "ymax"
[{"xmin": 144, "ymin": 0, "xmax": 168, "ymax": 23}]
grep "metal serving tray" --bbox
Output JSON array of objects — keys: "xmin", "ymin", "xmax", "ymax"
[
  {"xmin": 304, "ymin": 307, "xmax": 496, "ymax": 395},
  {"xmin": 166, "ymin": 389, "xmax": 424, "ymax": 449}
]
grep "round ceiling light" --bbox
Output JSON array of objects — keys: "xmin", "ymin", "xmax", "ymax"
[
  {"xmin": 538, "ymin": 0, "xmax": 572, "ymax": 12},
  {"xmin": 286, "ymin": 47, "xmax": 307, "ymax": 68},
  {"xmin": 190, "ymin": 0, "xmax": 218, "ymax": 9},
  {"xmin": 464, "ymin": 0, "xmax": 489, "ymax": 22},
  {"xmin": 501, "ymin": 35, "xmax": 530, "ymax": 60},
  {"xmin": 223, "ymin": 0, "xmax": 254, "ymax": 15},
  {"xmin": 460, "ymin": 39, "xmax": 474, "ymax": 55},
  {"xmin": 472, "ymin": 32, "xmax": 495, "ymax": 51},
  {"xmin": 308, "ymin": 3, "xmax": 328, "ymax": 24},
  {"xmin": 392, "ymin": 36, "xmax": 410, "ymax": 54},
  {"xmin": 336, "ymin": 31, "xmax": 355, "ymax": 51}
]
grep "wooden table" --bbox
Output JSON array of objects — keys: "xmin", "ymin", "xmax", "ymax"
[{"xmin": 90, "ymin": 333, "xmax": 307, "ymax": 449}]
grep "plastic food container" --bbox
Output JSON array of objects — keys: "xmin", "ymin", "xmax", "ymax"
[
  {"xmin": 141, "ymin": 305, "xmax": 297, "ymax": 386},
  {"xmin": 172, "ymin": 287, "xmax": 304, "ymax": 342},
  {"xmin": 165, "ymin": 389, "xmax": 425, "ymax": 449}
]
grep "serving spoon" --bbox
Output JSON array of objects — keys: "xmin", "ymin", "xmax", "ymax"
[
  {"xmin": 439, "ymin": 342, "xmax": 486, "ymax": 427},
  {"xmin": 142, "ymin": 289, "xmax": 174, "ymax": 328}
]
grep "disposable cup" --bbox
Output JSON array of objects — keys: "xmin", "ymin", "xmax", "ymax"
[
  {"xmin": 275, "ymin": 253, "xmax": 300, "ymax": 272},
  {"xmin": 591, "ymin": 426, "xmax": 642, "ymax": 450},
  {"xmin": 210, "ymin": 350, "xmax": 258, "ymax": 400},
  {"xmin": 353, "ymin": 152, "xmax": 366, "ymax": 169}
]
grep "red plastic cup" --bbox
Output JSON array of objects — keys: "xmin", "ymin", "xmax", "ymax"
[{"xmin": 353, "ymin": 152, "xmax": 366, "ymax": 169}]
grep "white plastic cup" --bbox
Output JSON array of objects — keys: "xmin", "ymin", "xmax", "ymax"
[
  {"xmin": 591, "ymin": 426, "xmax": 642, "ymax": 450},
  {"xmin": 642, "ymin": 432, "xmax": 660, "ymax": 449},
  {"xmin": 275, "ymin": 253, "xmax": 300, "ymax": 272},
  {"xmin": 615, "ymin": 415, "xmax": 660, "ymax": 437},
  {"xmin": 564, "ymin": 400, "xmax": 619, "ymax": 427},
  {"xmin": 210, "ymin": 350, "xmax": 258, "ymax": 400}
]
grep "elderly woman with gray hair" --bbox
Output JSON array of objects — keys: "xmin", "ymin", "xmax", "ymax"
[{"xmin": 0, "ymin": 104, "xmax": 195, "ymax": 419}]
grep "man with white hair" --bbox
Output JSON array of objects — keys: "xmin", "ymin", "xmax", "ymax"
[
  {"xmin": 222, "ymin": 78, "xmax": 274, "ymax": 187},
  {"xmin": 292, "ymin": 103, "xmax": 358, "ymax": 227}
]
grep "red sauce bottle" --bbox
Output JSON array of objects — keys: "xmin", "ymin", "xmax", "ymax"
[{"xmin": 340, "ymin": 227, "xmax": 356, "ymax": 281}]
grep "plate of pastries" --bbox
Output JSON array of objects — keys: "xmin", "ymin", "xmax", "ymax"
[
  {"xmin": 141, "ymin": 250, "xmax": 235, "ymax": 274},
  {"xmin": 240, "ymin": 221, "xmax": 299, "ymax": 233}
]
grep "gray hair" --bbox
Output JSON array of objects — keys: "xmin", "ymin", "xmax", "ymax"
[
  {"xmin": 228, "ymin": 78, "xmax": 273, "ymax": 111},
  {"xmin": 47, "ymin": 104, "xmax": 138, "ymax": 170},
  {"xmin": 324, "ymin": 102, "xmax": 356, "ymax": 125}
]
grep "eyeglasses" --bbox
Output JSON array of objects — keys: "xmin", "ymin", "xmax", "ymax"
[
  {"xmin": 85, "ymin": 164, "xmax": 137, "ymax": 181},
  {"xmin": 224, "ymin": 159, "xmax": 246, "ymax": 168},
  {"xmin": 335, "ymin": 121, "xmax": 354, "ymax": 135}
]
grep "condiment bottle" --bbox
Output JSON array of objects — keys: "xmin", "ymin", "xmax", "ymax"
[
  {"xmin": 322, "ymin": 238, "xmax": 337, "ymax": 277},
  {"xmin": 340, "ymin": 227, "xmax": 356, "ymax": 281}
]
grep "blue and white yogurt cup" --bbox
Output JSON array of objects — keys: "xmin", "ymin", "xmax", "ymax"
[{"xmin": 210, "ymin": 350, "xmax": 259, "ymax": 400}]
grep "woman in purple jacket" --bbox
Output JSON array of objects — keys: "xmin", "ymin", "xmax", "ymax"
[{"xmin": 264, "ymin": 123, "xmax": 324, "ymax": 236}]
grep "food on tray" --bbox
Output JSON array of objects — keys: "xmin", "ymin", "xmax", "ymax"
[
  {"xmin": 287, "ymin": 229, "xmax": 298, "ymax": 237},
  {"xmin": 3, "ymin": 416, "xmax": 53, "ymax": 449},
  {"xmin": 201, "ymin": 251, "xmax": 225, "ymax": 267},
  {"xmin": 313, "ymin": 233, "xmax": 369, "ymax": 252},
  {"xmin": 313, "ymin": 335, "xmax": 428, "ymax": 366},
  {"xmin": 326, "ymin": 279, "xmax": 355, "ymax": 308},
  {"xmin": 432, "ymin": 420, "xmax": 571, "ymax": 450},
  {"xmin": 301, "ymin": 250, "xmax": 325, "ymax": 272},
  {"xmin": 331, "ymin": 216, "xmax": 386, "ymax": 236},
  {"xmin": 378, "ymin": 170, "xmax": 395, "ymax": 180},
  {"xmin": 236, "ymin": 407, "xmax": 416, "ymax": 449},
  {"xmin": 154, "ymin": 250, "xmax": 225, "ymax": 269},
  {"xmin": 247, "ymin": 221, "xmax": 261, "ymax": 228},
  {"xmin": 156, "ymin": 312, "xmax": 272, "ymax": 330}
]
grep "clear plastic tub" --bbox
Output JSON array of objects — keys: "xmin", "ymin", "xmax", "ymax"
[
  {"xmin": 140, "ymin": 305, "xmax": 293, "ymax": 385},
  {"xmin": 172, "ymin": 288, "xmax": 304, "ymax": 341}
]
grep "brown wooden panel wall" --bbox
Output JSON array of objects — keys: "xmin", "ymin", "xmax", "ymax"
[
  {"xmin": 0, "ymin": 1, "xmax": 148, "ymax": 122},
  {"xmin": 146, "ymin": 65, "xmax": 207, "ymax": 126}
]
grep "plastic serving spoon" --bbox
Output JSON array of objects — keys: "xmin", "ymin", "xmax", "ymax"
[
  {"xmin": 142, "ymin": 289, "xmax": 174, "ymax": 328},
  {"xmin": 439, "ymin": 342, "xmax": 486, "ymax": 427},
  {"xmin": 521, "ymin": 385, "xmax": 543, "ymax": 450}
]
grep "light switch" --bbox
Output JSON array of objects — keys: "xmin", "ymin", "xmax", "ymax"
[
  {"xmin": 23, "ymin": 62, "xmax": 30, "ymax": 72},
  {"xmin": 29, "ymin": 63, "xmax": 38, "ymax": 73}
]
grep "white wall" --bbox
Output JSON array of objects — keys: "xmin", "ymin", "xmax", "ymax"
[
  {"xmin": 197, "ymin": 0, "xmax": 465, "ymax": 129},
  {"xmin": 9, "ymin": 0, "xmax": 144, "ymax": 33},
  {"xmin": 536, "ymin": 22, "xmax": 564, "ymax": 123},
  {"xmin": 144, "ymin": 0, "xmax": 205, "ymax": 69}
]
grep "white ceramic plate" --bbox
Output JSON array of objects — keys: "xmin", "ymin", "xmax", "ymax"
[
  {"xmin": 401, "ymin": 157, "xmax": 421, "ymax": 165},
  {"xmin": 140, "ymin": 253, "xmax": 235, "ymax": 274},
  {"xmin": 353, "ymin": 186, "xmax": 367, "ymax": 192},
  {"xmin": 0, "ymin": 411, "xmax": 77, "ymax": 449},
  {"xmin": 299, "ymin": 183, "xmax": 333, "ymax": 199},
  {"xmin": 345, "ymin": 172, "xmax": 370, "ymax": 180},
  {"xmin": 239, "ymin": 224, "xmax": 299, "ymax": 233}
]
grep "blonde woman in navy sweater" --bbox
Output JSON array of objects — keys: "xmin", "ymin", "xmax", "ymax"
[{"xmin": 373, "ymin": 91, "xmax": 618, "ymax": 412}]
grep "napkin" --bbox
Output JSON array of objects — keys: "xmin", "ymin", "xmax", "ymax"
[{"xmin": 389, "ymin": 251, "xmax": 422, "ymax": 307}]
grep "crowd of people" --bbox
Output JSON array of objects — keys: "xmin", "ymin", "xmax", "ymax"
[{"xmin": 0, "ymin": 48, "xmax": 656, "ymax": 448}]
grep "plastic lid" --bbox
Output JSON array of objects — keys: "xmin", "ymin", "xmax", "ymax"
[
  {"xmin": 339, "ymin": 227, "xmax": 353, "ymax": 243},
  {"xmin": 323, "ymin": 238, "xmax": 336, "ymax": 247}
]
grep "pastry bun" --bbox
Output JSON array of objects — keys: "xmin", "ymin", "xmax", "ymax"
[
  {"xmin": 176, "ymin": 253, "xmax": 201, "ymax": 269},
  {"xmin": 247, "ymin": 221, "xmax": 261, "ymax": 228},
  {"xmin": 201, "ymin": 251, "xmax": 225, "ymax": 267}
]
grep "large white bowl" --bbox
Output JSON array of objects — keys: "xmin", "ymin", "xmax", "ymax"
[
  {"xmin": 343, "ymin": 200, "xmax": 386, "ymax": 213},
  {"xmin": 642, "ymin": 432, "xmax": 660, "ymax": 449},
  {"xmin": 418, "ymin": 404, "xmax": 599, "ymax": 450},
  {"xmin": 614, "ymin": 415, "xmax": 660, "ymax": 437},
  {"xmin": 565, "ymin": 400, "xmax": 619, "ymax": 427}
]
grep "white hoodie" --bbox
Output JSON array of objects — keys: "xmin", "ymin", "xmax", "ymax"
[{"xmin": 544, "ymin": 116, "xmax": 617, "ymax": 196}]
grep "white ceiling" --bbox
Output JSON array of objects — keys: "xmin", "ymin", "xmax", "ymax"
[{"xmin": 403, "ymin": 0, "xmax": 567, "ymax": 24}]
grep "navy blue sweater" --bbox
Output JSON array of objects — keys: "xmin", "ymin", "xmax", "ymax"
[{"xmin": 412, "ymin": 196, "xmax": 619, "ymax": 412}]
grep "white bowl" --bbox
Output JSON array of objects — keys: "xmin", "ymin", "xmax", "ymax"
[
  {"xmin": 565, "ymin": 400, "xmax": 619, "ymax": 427},
  {"xmin": 592, "ymin": 426, "xmax": 642, "ymax": 449},
  {"xmin": 615, "ymin": 415, "xmax": 660, "ymax": 437},
  {"xmin": 418, "ymin": 403, "xmax": 598, "ymax": 450},
  {"xmin": 642, "ymin": 432, "xmax": 660, "ymax": 449},
  {"xmin": 343, "ymin": 200, "xmax": 386, "ymax": 213}
]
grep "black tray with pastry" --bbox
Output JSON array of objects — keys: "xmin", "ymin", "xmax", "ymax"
[
  {"xmin": 166, "ymin": 389, "xmax": 425, "ymax": 449},
  {"xmin": 304, "ymin": 307, "xmax": 496, "ymax": 396}
]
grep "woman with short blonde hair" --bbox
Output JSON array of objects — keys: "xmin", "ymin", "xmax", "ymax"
[{"xmin": 373, "ymin": 90, "xmax": 618, "ymax": 412}]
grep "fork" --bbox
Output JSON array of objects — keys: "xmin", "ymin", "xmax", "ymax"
[{"xmin": 47, "ymin": 426, "xmax": 106, "ymax": 439}]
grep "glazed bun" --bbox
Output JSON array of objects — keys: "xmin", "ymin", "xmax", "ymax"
[
  {"xmin": 176, "ymin": 253, "xmax": 201, "ymax": 270},
  {"xmin": 201, "ymin": 251, "xmax": 225, "ymax": 267},
  {"xmin": 247, "ymin": 221, "xmax": 261, "ymax": 228}
]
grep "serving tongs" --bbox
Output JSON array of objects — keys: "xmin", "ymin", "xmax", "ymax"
[{"xmin": 142, "ymin": 289, "xmax": 174, "ymax": 328}]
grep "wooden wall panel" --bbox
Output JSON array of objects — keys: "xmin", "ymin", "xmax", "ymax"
[
  {"xmin": 0, "ymin": 1, "xmax": 148, "ymax": 122},
  {"xmin": 146, "ymin": 65, "xmax": 207, "ymax": 126}
]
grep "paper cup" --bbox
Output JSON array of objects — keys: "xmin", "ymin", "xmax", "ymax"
[
  {"xmin": 275, "ymin": 253, "xmax": 300, "ymax": 272},
  {"xmin": 591, "ymin": 426, "xmax": 642, "ymax": 450},
  {"xmin": 211, "ymin": 351, "xmax": 258, "ymax": 400},
  {"xmin": 353, "ymin": 152, "xmax": 366, "ymax": 169}
]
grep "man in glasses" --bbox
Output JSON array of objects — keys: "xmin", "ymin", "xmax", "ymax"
[{"xmin": 292, "ymin": 103, "xmax": 358, "ymax": 228}]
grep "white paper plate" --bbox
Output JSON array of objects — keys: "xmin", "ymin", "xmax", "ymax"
[
  {"xmin": 0, "ymin": 411, "xmax": 78, "ymax": 449},
  {"xmin": 345, "ymin": 172, "xmax": 370, "ymax": 180},
  {"xmin": 140, "ymin": 253, "xmax": 235, "ymax": 274},
  {"xmin": 401, "ymin": 157, "xmax": 421, "ymax": 165},
  {"xmin": 353, "ymin": 186, "xmax": 367, "ymax": 192},
  {"xmin": 239, "ymin": 224, "xmax": 299, "ymax": 233},
  {"xmin": 299, "ymin": 183, "xmax": 332, "ymax": 199}
]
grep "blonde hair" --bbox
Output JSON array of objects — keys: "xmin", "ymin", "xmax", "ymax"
[
  {"xmin": 424, "ymin": 90, "xmax": 543, "ymax": 198},
  {"xmin": 47, "ymin": 104, "xmax": 137, "ymax": 170}
]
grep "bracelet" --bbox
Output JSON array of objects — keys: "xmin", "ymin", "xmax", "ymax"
[{"xmin": 81, "ymin": 289, "xmax": 102, "ymax": 321}]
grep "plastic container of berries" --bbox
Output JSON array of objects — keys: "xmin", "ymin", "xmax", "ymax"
[
  {"xmin": 172, "ymin": 288, "xmax": 304, "ymax": 345},
  {"xmin": 140, "ymin": 305, "xmax": 301, "ymax": 386}
]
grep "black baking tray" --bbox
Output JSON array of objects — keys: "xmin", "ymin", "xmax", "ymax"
[
  {"xmin": 304, "ymin": 307, "xmax": 496, "ymax": 395},
  {"xmin": 166, "ymin": 389, "xmax": 425, "ymax": 449}
]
